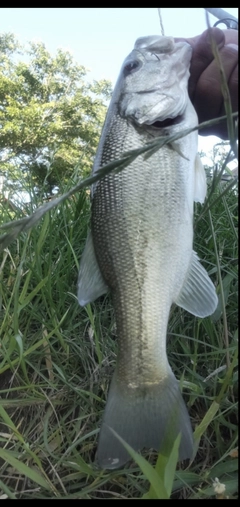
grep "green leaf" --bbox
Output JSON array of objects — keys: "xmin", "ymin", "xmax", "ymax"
[
  {"xmin": 0, "ymin": 448, "xmax": 51, "ymax": 491},
  {"xmin": 163, "ymin": 434, "xmax": 181, "ymax": 497},
  {"xmin": 18, "ymin": 276, "xmax": 49, "ymax": 309},
  {"xmin": 109, "ymin": 428, "xmax": 169, "ymax": 499},
  {"xmin": 194, "ymin": 401, "xmax": 220, "ymax": 443}
]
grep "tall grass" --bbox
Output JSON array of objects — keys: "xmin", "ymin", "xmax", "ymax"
[{"xmin": 0, "ymin": 149, "xmax": 238, "ymax": 498}]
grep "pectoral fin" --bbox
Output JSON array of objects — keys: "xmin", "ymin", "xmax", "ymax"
[
  {"xmin": 169, "ymin": 141, "xmax": 189, "ymax": 161},
  {"xmin": 194, "ymin": 154, "xmax": 207, "ymax": 204},
  {"xmin": 78, "ymin": 231, "xmax": 108, "ymax": 306},
  {"xmin": 175, "ymin": 251, "xmax": 218, "ymax": 317}
]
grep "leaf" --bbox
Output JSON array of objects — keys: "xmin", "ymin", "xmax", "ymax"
[
  {"xmin": 162, "ymin": 434, "xmax": 181, "ymax": 497},
  {"xmin": 172, "ymin": 472, "xmax": 202, "ymax": 492},
  {"xmin": 147, "ymin": 434, "xmax": 181, "ymax": 498},
  {"xmin": 194, "ymin": 401, "xmax": 220, "ymax": 443},
  {"xmin": 0, "ymin": 448, "xmax": 51, "ymax": 491},
  {"xmin": 108, "ymin": 428, "xmax": 169, "ymax": 499},
  {"xmin": 208, "ymin": 459, "xmax": 238, "ymax": 478}
]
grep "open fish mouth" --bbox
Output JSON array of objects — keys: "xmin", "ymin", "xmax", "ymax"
[{"xmin": 150, "ymin": 114, "xmax": 184, "ymax": 129}]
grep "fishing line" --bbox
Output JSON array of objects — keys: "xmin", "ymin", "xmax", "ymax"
[{"xmin": 158, "ymin": 8, "xmax": 165, "ymax": 36}]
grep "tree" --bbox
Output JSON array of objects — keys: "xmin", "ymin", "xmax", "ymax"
[{"xmin": 0, "ymin": 33, "xmax": 112, "ymax": 197}]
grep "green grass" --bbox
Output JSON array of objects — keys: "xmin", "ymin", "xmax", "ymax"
[{"xmin": 0, "ymin": 154, "xmax": 238, "ymax": 499}]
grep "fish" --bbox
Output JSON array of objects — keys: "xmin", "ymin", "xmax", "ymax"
[{"xmin": 77, "ymin": 35, "xmax": 218, "ymax": 470}]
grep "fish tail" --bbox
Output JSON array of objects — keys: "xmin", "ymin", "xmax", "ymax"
[{"xmin": 96, "ymin": 370, "xmax": 193, "ymax": 469}]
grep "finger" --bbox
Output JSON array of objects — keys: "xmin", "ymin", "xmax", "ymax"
[
  {"xmin": 216, "ymin": 55, "xmax": 238, "ymax": 139},
  {"xmin": 187, "ymin": 27, "xmax": 225, "ymax": 100},
  {"xmin": 194, "ymin": 44, "xmax": 238, "ymax": 138},
  {"xmin": 218, "ymin": 45, "xmax": 238, "ymax": 115},
  {"xmin": 222, "ymin": 29, "xmax": 238, "ymax": 46}
]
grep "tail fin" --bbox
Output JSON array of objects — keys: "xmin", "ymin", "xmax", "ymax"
[{"xmin": 96, "ymin": 371, "xmax": 193, "ymax": 469}]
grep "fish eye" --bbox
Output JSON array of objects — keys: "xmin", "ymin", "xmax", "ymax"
[{"xmin": 123, "ymin": 60, "xmax": 142, "ymax": 76}]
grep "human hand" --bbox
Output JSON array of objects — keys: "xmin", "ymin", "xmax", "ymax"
[{"xmin": 175, "ymin": 27, "xmax": 238, "ymax": 139}]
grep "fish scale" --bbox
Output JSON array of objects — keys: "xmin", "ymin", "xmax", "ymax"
[
  {"xmin": 78, "ymin": 35, "xmax": 218, "ymax": 469},
  {"xmin": 92, "ymin": 129, "xmax": 188, "ymax": 386}
]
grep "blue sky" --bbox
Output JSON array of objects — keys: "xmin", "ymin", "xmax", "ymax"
[
  {"xmin": 0, "ymin": 8, "xmax": 238, "ymax": 160},
  {"xmin": 1, "ymin": 8, "xmax": 238, "ymax": 84}
]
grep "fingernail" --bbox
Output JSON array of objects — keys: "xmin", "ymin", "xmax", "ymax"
[{"xmin": 226, "ymin": 43, "xmax": 238, "ymax": 50}]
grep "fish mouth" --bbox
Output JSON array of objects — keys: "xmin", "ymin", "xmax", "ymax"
[{"xmin": 149, "ymin": 114, "xmax": 184, "ymax": 129}]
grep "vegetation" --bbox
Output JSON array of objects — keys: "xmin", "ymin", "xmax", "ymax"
[
  {"xmin": 0, "ymin": 33, "xmax": 238, "ymax": 499},
  {"xmin": 0, "ymin": 33, "xmax": 111, "ymax": 196}
]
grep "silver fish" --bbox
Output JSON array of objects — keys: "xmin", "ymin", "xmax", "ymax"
[{"xmin": 78, "ymin": 35, "xmax": 218, "ymax": 469}]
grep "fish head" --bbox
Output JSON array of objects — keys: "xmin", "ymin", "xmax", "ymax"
[{"xmin": 116, "ymin": 35, "xmax": 196, "ymax": 128}]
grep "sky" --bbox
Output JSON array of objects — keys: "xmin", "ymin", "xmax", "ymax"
[
  {"xmin": 0, "ymin": 8, "xmax": 238, "ymax": 84},
  {"xmin": 0, "ymin": 7, "xmax": 238, "ymax": 162}
]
